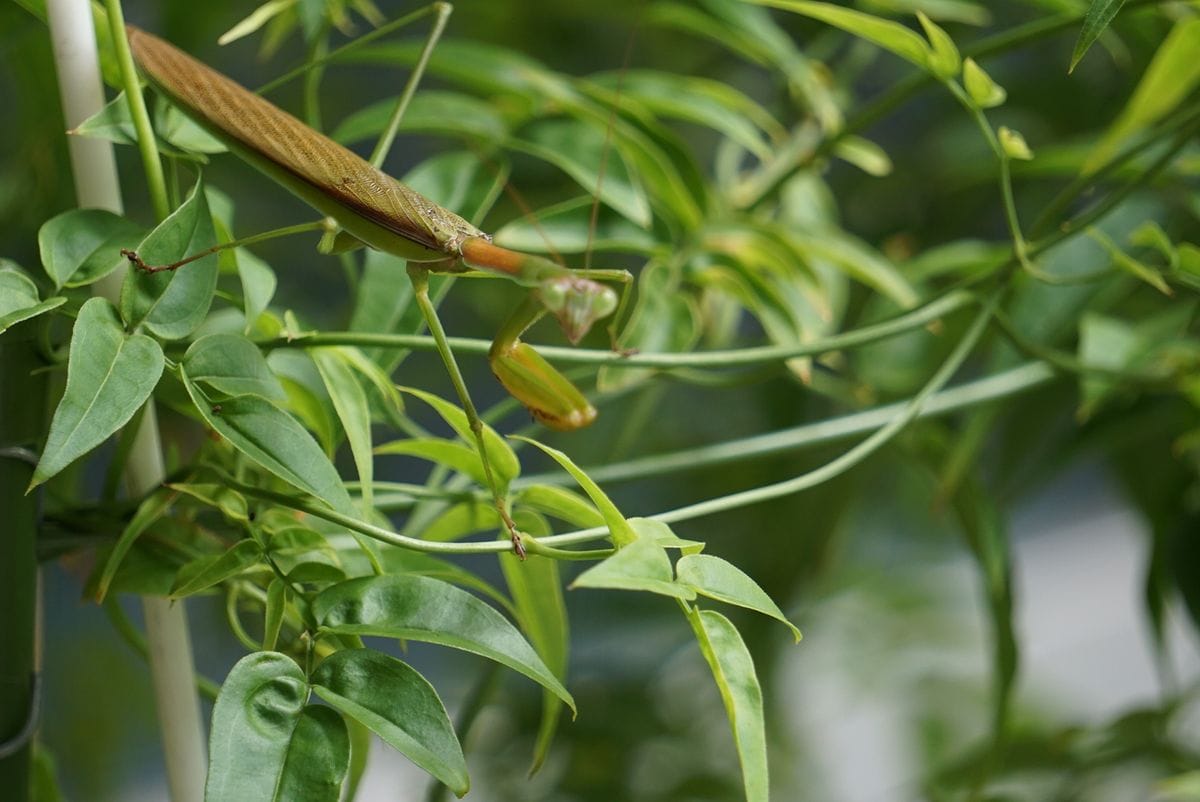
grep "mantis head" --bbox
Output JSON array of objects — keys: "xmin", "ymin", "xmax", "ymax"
[{"xmin": 537, "ymin": 276, "xmax": 619, "ymax": 345}]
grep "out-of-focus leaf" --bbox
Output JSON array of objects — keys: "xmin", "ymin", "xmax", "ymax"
[
  {"xmin": 599, "ymin": 261, "xmax": 700, "ymax": 391},
  {"xmin": 170, "ymin": 539, "xmax": 263, "ymax": 598},
  {"xmin": 1082, "ymin": 18, "xmax": 1200, "ymax": 174},
  {"xmin": 91, "ymin": 488, "xmax": 176, "ymax": 602},
  {"xmin": 168, "ymin": 483, "xmax": 250, "ymax": 522},
  {"xmin": 963, "ymin": 58, "xmax": 1007, "ymax": 108},
  {"xmin": 314, "ymin": 575, "xmax": 575, "ymax": 712},
  {"xmin": 32, "ymin": 298, "xmax": 164, "ymax": 487},
  {"xmin": 688, "ymin": 609, "xmax": 768, "ymax": 802},
  {"xmin": 676, "ymin": 554, "xmax": 802, "ymax": 641},
  {"xmin": 1089, "ymin": 227, "xmax": 1171, "ymax": 295},
  {"xmin": 333, "ymin": 91, "xmax": 508, "ymax": 145},
  {"xmin": 999, "ymin": 126, "xmax": 1034, "ymax": 161},
  {"xmin": 833, "ymin": 136, "xmax": 893, "ymax": 177},
  {"xmin": 750, "ymin": 0, "xmax": 932, "ymax": 68},
  {"xmin": 218, "ymin": 0, "xmax": 297, "ymax": 45},
  {"xmin": 420, "ymin": 501, "xmax": 499, "ymax": 542},
  {"xmin": 1069, "ymin": 0, "xmax": 1128, "ymax": 72},
  {"xmin": 917, "ymin": 11, "xmax": 961, "ymax": 78},
  {"xmin": 494, "ymin": 197, "xmax": 658, "ymax": 255},
  {"xmin": 510, "ymin": 118, "xmax": 652, "ymax": 229},
  {"xmin": 311, "ymin": 649, "xmax": 468, "ymax": 796}
]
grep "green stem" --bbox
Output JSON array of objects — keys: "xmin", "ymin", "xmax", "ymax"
[
  {"xmin": 257, "ymin": 289, "xmax": 976, "ymax": 368},
  {"xmin": 369, "ymin": 1, "xmax": 453, "ymax": 168},
  {"xmin": 104, "ymin": 0, "xmax": 169, "ymax": 222}
]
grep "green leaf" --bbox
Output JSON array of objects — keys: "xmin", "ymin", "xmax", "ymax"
[
  {"xmin": 421, "ymin": 501, "xmax": 500, "ymax": 542},
  {"xmin": 379, "ymin": 550, "xmax": 512, "ymax": 612},
  {"xmin": 688, "ymin": 609, "xmax": 768, "ymax": 802},
  {"xmin": 263, "ymin": 578, "xmax": 286, "ymax": 651},
  {"xmin": 274, "ymin": 706, "xmax": 349, "ymax": 802},
  {"xmin": 333, "ymin": 90, "xmax": 508, "ymax": 145},
  {"xmin": 312, "ymin": 349, "xmax": 375, "ymax": 512},
  {"xmin": 917, "ymin": 11, "xmax": 960, "ymax": 78},
  {"xmin": 676, "ymin": 554, "xmax": 802, "ymax": 642},
  {"xmin": 170, "ymin": 539, "xmax": 263, "ymax": 598},
  {"xmin": 234, "ymin": 248, "xmax": 276, "ymax": 333},
  {"xmin": 376, "ymin": 437, "xmax": 492, "ymax": 489},
  {"xmin": 313, "ymin": 575, "xmax": 575, "ymax": 713},
  {"xmin": 832, "ymin": 136, "xmax": 893, "ymax": 177},
  {"xmin": 1082, "ymin": 18, "xmax": 1200, "ymax": 175},
  {"xmin": 962, "ymin": 57, "xmax": 1006, "ymax": 108},
  {"xmin": 572, "ymin": 537, "xmax": 697, "ymax": 600},
  {"xmin": 591, "ymin": 70, "xmax": 784, "ymax": 161},
  {"xmin": 218, "ymin": 0, "xmax": 296, "ymax": 45},
  {"xmin": 0, "ymin": 262, "xmax": 65, "ymax": 334},
  {"xmin": 168, "ymin": 483, "xmax": 250, "ymax": 522},
  {"xmin": 510, "ymin": 118, "xmax": 652, "ymax": 229},
  {"xmin": 180, "ymin": 366, "xmax": 355, "ymax": 515},
  {"xmin": 268, "ymin": 350, "xmax": 339, "ymax": 453},
  {"xmin": 750, "ymin": 0, "xmax": 932, "ymax": 68},
  {"xmin": 206, "ymin": 651, "xmax": 337, "ymax": 802},
  {"xmin": 121, "ymin": 177, "xmax": 219, "ymax": 339},
  {"xmin": 1069, "ymin": 0, "xmax": 1127, "ymax": 73},
  {"xmin": 1088, "ymin": 227, "xmax": 1171, "ymax": 295},
  {"xmin": 310, "ymin": 649, "xmax": 468, "ymax": 796},
  {"xmin": 32, "ymin": 298, "xmax": 164, "ymax": 487},
  {"xmin": 154, "ymin": 96, "xmax": 227, "ymax": 154},
  {"xmin": 91, "ymin": 487, "xmax": 176, "ymax": 602},
  {"xmin": 397, "ymin": 387, "xmax": 520, "ymax": 487},
  {"xmin": 511, "ymin": 436, "xmax": 637, "ymax": 546},
  {"xmin": 37, "ymin": 209, "xmax": 144, "ymax": 288},
  {"xmin": 516, "ymin": 484, "xmax": 604, "ymax": 529},
  {"xmin": 183, "ymin": 334, "xmax": 286, "ymax": 400},
  {"xmin": 505, "ymin": 510, "xmax": 567, "ymax": 773},
  {"xmin": 494, "ymin": 197, "xmax": 658, "ymax": 255}
]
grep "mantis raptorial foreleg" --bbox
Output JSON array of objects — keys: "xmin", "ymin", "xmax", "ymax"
[{"xmin": 122, "ymin": 21, "xmax": 636, "ymax": 556}]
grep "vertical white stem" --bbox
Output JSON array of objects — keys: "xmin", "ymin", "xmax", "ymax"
[{"xmin": 44, "ymin": 2, "xmax": 207, "ymax": 800}]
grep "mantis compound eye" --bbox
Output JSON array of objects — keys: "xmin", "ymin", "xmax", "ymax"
[{"xmin": 538, "ymin": 277, "xmax": 619, "ymax": 345}]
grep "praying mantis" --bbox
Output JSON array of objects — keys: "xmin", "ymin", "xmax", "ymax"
[{"xmin": 122, "ymin": 25, "xmax": 635, "ymax": 556}]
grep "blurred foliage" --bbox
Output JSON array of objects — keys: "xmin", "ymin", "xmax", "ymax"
[{"xmin": 5, "ymin": 0, "xmax": 1200, "ymax": 799}]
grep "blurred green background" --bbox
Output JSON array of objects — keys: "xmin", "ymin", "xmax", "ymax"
[{"xmin": 4, "ymin": 0, "xmax": 1200, "ymax": 800}]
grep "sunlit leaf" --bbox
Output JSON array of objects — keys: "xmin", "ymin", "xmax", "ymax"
[
  {"xmin": 676, "ymin": 554, "xmax": 802, "ymax": 641},
  {"xmin": 572, "ymin": 537, "xmax": 696, "ymax": 600}
]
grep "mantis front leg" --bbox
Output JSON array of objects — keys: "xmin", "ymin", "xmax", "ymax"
[{"xmin": 406, "ymin": 263, "xmax": 528, "ymax": 558}]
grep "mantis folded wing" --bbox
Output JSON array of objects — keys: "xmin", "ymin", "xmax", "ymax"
[{"xmin": 125, "ymin": 25, "xmax": 631, "ymax": 554}]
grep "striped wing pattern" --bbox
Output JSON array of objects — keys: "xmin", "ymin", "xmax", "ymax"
[{"xmin": 126, "ymin": 25, "xmax": 483, "ymax": 255}]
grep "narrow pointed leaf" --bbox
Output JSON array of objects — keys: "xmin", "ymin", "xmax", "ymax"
[
  {"xmin": 1070, "ymin": 0, "xmax": 1128, "ymax": 73},
  {"xmin": 170, "ymin": 539, "xmax": 263, "ymax": 598},
  {"xmin": 263, "ymin": 578, "xmax": 286, "ymax": 650},
  {"xmin": 516, "ymin": 484, "xmax": 604, "ymax": 529},
  {"xmin": 511, "ymin": 436, "xmax": 636, "ymax": 546},
  {"xmin": 311, "ymin": 649, "xmax": 469, "ymax": 796},
  {"xmin": 750, "ymin": 0, "xmax": 932, "ymax": 68},
  {"xmin": 398, "ymin": 387, "xmax": 519, "ymax": 487},
  {"xmin": 375, "ymin": 437, "xmax": 491, "ymax": 489},
  {"xmin": 313, "ymin": 575, "xmax": 574, "ymax": 713},
  {"xmin": 312, "ymin": 348, "xmax": 375, "ymax": 512},
  {"xmin": 689, "ymin": 609, "xmax": 769, "ymax": 802},
  {"xmin": 91, "ymin": 487, "xmax": 176, "ymax": 602},
  {"xmin": 676, "ymin": 554, "xmax": 802, "ymax": 642},
  {"xmin": 32, "ymin": 298, "xmax": 164, "ymax": 487}
]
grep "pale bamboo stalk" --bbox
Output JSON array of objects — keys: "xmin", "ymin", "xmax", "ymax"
[{"xmin": 44, "ymin": 2, "xmax": 207, "ymax": 800}]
